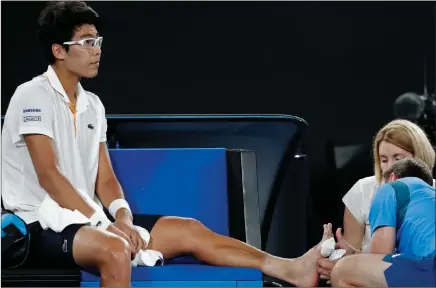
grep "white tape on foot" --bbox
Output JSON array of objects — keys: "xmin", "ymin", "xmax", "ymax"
[
  {"xmin": 329, "ymin": 249, "xmax": 346, "ymax": 260},
  {"xmin": 320, "ymin": 237, "xmax": 336, "ymax": 257}
]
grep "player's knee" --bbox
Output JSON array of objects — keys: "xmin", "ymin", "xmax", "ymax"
[
  {"xmin": 160, "ymin": 216, "xmax": 205, "ymax": 235},
  {"xmin": 182, "ymin": 217, "xmax": 205, "ymax": 233},
  {"xmin": 159, "ymin": 217, "xmax": 206, "ymax": 249},
  {"xmin": 99, "ymin": 236, "xmax": 131, "ymax": 273}
]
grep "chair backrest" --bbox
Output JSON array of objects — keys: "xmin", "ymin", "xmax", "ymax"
[
  {"xmin": 109, "ymin": 148, "xmax": 238, "ymax": 238},
  {"xmin": 106, "ymin": 114, "xmax": 308, "ymax": 250}
]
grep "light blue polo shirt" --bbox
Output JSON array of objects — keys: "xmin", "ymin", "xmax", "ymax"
[{"xmin": 369, "ymin": 177, "xmax": 435, "ymax": 258}]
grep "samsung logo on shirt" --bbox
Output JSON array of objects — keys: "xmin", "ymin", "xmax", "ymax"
[{"xmin": 23, "ymin": 109, "xmax": 41, "ymax": 113}]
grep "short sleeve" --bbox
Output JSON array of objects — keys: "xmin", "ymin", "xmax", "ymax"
[
  {"xmin": 10, "ymin": 85, "xmax": 54, "ymax": 144},
  {"xmin": 369, "ymin": 183, "xmax": 397, "ymax": 235},
  {"xmin": 99, "ymin": 103, "xmax": 107, "ymax": 143},
  {"xmin": 342, "ymin": 179, "xmax": 365, "ymax": 223}
]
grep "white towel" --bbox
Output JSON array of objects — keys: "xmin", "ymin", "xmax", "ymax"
[
  {"xmin": 38, "ymin": 194, "xmax": 164, "ymax": 267},
  {"xmin": 38, "ymin": 194, "xmax": 90, "ymax": 231},
  {"xmin": 131, "ymin": 226, "xmax": 164, "ymax": 267},
  {"xmin": 38, "ymin": 188, "xmax": 105, "ymax": 232}
]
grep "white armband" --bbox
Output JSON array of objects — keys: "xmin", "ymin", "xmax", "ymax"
[
  {"xmin": 108, "ymin": 199, "xmax": 132, "ymax": 219},
  {"xmin": 90, "ymin": 211, "xmax": 111, "ymax": 231}
]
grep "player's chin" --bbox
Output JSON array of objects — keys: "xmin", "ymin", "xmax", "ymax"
[{"xmin": 82, "ymin": 68, "xmax": 99, "ymax": 78}]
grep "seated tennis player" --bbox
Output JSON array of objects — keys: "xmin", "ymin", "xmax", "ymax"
[{"xmin": 2, "ymin": 1, "xmax": 333, "ymax": 287}]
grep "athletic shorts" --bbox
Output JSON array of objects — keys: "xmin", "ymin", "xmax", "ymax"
[
  {"xmin": 23, "ymin": 214, "xmax": 163, "ymax": 269},
  {"xmin": 383, "ymin": 254, "xmax": 435, "ymax": 287}
]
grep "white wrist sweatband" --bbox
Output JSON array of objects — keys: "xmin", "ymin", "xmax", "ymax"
[
  {"xmin": 90, "ymin": 211, "xmax": 111, "ymax": 231},
  {"xmin": 109, "ymin": 199, "xmax": 132, "ymax": 219}
]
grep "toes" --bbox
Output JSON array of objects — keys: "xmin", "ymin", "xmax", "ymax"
[
  {"xmin": 324, "ymin": 223, "xmax": 333, "ymax": 237},
  {"xmin": 327, "ymin": 223, "xmax": 333, "ymax": 236},
  {"xmin": 323, "ymin": 223, "xmax": 333, "ymax": 236},
  {"xmin": 320, "ymin": 223, "xmax": 334, "ymax": 244}
]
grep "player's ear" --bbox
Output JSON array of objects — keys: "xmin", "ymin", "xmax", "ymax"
[
  {"xmin": 389, "ymin": 172, "xmax": 398, "ymax": 182},
  {"xmin": 52, "ymin": 43, "xmax": 67, "ymax": 61}
]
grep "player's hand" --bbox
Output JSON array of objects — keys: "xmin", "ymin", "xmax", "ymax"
[
  {"xmin": 114, "ymin": 216, "xmax": 148, "ymax": 253},
  {"xmin": 317, "ymin": 258, "xmax": 339, "ymax": 280},
  {"xmin": 107, "ymin": 223, "xmax": 136, "ymax": 259}
]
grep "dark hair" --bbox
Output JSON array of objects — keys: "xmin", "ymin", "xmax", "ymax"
[
  {"xmin": 383, "ymin": 157, "xmax": 433, "ymax": 186},
  {"xmin": 37, "ymin": 1, "xmax": 100, "ymax": 64}
]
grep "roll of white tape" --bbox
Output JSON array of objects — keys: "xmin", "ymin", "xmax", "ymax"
[
  {"xmin": 329, "ymin": 249, "xmax": 346, "ymax": 261},
  {"xmin": 320, "ymin": 237, "xmax": 336, "ymax": 257}
]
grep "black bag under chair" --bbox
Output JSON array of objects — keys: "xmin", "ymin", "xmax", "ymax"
[
  {"xmin": 1, "ymin": 210, "xmax": 36, "ymax": 269},
  {"xmin": 1, "ymin": 210, "xmax": 81, "ymax": 287}
]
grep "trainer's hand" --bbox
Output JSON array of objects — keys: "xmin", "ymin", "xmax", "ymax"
[
  {"xmin": 114, "ymin": 217, "xmax": 147, "ymax": 254},
  {"xmin": 335, "ymin": 228, "xmax": 347, "ymax": 250},
  {"xmin": 317, "ymin": 258, "xmax": 339, "ymax": 280},
  {"xmin": 107, "ymin": 223, "xmax": 136, "ymax": 259}
]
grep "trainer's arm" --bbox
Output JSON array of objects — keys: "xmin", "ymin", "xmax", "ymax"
[
  {"xmin": 341, "ymin": 180, "xmax": 367, "ymax": 254},
  {"xmin": 341, "ymin": 208, "xmax": 365, "ymax": 254},
  {"xmin": 95, "ymin": 143, "xmax": 132, "ymax": 221},
  {"xmin": 25, "ymin": 134, "xmax": 96, "ymax": 218},
  {"xmin": 368, "ymin": 183, "xmax": 397, "ymax": 254},
  {"xmin": 370, "ymin": 226, "xmax": 396, "ymax": 254}
]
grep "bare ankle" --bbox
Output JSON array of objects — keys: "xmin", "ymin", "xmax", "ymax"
[
  {"xmin": 261, "ymin": 255, "xmax": 296, "ymax": 282},
  {"xmin": 260, "ymin": 254, "xmax": 276, "ymax": 271}
]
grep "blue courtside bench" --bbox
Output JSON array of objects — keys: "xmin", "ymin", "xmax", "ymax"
[{"xmin": 81, "ymin": 147, "xmax": 263, "ymax": 287}]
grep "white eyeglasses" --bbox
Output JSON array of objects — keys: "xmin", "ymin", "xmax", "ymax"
[{"xmin": 63, "ymin": 37, "xmax": 103, "ymax": 49}]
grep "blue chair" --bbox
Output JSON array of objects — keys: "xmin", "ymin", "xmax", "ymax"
[
  {"xmin": 81, "ymin": 148, "xmax": 263, "ymax": 287},
  {"xmin": 105, "ymin": 114, "xmax": 309, "ymax": 258}
]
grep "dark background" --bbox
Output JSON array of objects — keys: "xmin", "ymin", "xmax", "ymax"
[{"xmin": 2, "ymin": 1, "xmax": 435, "ymax": 249}]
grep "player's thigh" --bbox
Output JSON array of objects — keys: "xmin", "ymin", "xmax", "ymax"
[
  {"xmin": 26, "ymin": 224, "xmax": 87, "ymax": 268},
  {"xmin": 72, "ymin": 225, "xmax": 131, "ymax": 268},
  {"xmin": 27, "ymin": 224, "xmax": 131, "ymax": 270},
  {"xmin": 332, "ymin": 253, "xmax": 390, "ymax": 287}
]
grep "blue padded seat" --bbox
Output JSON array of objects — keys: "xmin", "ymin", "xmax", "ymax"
[{"xmin": 82, "ymin": 265, "xmax": 261, "ymax": 287}]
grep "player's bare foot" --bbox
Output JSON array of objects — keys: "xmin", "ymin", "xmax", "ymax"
[{"xmin": 287, "ymin": 223, "xmax": 333, "ymax": 287}]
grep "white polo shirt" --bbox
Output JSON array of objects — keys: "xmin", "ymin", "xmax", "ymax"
[{"xmin": 1, "ymin": 65, "xmax": 107, "ymax": 224}]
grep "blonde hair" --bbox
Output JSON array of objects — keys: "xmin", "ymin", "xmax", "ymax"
[{"xmin": 373, "ymin": 119, "xmax": 435, "ymax": 183}]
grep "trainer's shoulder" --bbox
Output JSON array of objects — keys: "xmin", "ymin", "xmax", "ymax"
[
  {"xmin": 399, "ymin": 177, "xmax": 436, "ymax": 190},
  {"xmin": 343, "ymin": 175, "xmax": 378, "ymax": 204},
  {"xmin": 358, "ymin": 175, "xmax": 378, "ymax": 185},
  {"xmin": 356, "ymin": 176, "xmax": 379, "ymax": 194}
]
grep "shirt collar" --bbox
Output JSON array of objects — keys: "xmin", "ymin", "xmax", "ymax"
[{"xmin": 45, "ymin": 65, "xmax": 89, "ymax": 113}]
